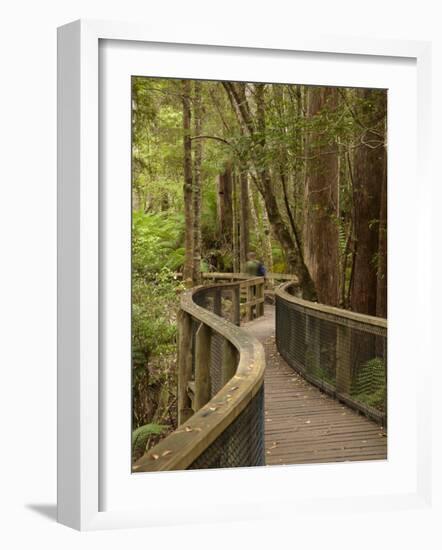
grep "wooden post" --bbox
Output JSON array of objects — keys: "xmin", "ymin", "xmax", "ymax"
[
  {"xmin": 246, "ymin": 283, "xmax": 254, "ymax": 321},
  {"xmin": 194, "ymin": 323, "xmax": 212, "ymax": 411},
  {"xmin": 214, "ymin": 288, "xmax": 222, "ymax": 316},
  {"xmin": 178, "ymin": 310, "xmax": 193, "ymax": 425},
  {"xmin": 232, "ymin": 286, "xmax": 240, "ymax": 326},
  {"xmin": 222, "ymin": 340, "xmax": 237, "ymax": 385},
  {"xmin": 257, "ymin": 279, "xmax": 265, "ymax": 317},
  {"xmin": 336, "ymin": 324, "xmax": 352, "ymax": 394}
]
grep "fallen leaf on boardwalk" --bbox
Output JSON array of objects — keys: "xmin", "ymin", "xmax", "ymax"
[
  {"xmin": 152, "ymin": 454, "xmax": 160, "ymax": 460},
  {"xmin": 229, "ymin": 386, "xmax": 239, "ymax": 391},
  {"xmin": 209, "ymin": 406, "xmax": 217, "ymax": 411},
  {"xmin": 266, "ymin": 418, "xmax": 272, "ymax": 422},
  {"xmin": 185, "ymin": 426, "xmax": 193, "ymax": 432},
  {"xmin": 162, "ymin": 450, "xmax": 172, "ymax": 457},
  {"xmin": 305, "ymin": 420, "xmax": 311, "ymax": 424}
]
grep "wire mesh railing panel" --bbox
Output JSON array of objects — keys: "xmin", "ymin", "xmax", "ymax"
[
  {"xmin": 134, "ymin": 278, "xmax": 264, "ymax": 472},
  {"xmin": 210, "ymin": 332, "xmax": 224, "ymax": 397},
  {"xmin": 189, "ymin": 386, "xmax": 265, "ymax": 469},
  {"xmin": 276, "ymin": 291, "xmax": 387, "ymax": 425},
  {"xmin": 195, "ymin": 286, "xmax": 233, "ymax": 397},
  {"xmin": 185, "ymin": 283, "xmax": 265, "ymax": 469}
]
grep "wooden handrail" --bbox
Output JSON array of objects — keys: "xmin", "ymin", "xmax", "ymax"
[
  {"xmin": 133, "ymin": 280, "xmax": 266, "ymax": 472},
  {"xmin": 276, "ymin": 281, "xmax": 387, "ymax": 425},
  {"xmin": 276, "ymin": 282, "xmax": 387, "ymax": 330},
  {"xmin": 202, "ymin": 272, "xmax": 298, "ymax": 282}
]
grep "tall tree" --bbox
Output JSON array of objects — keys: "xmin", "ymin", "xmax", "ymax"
[
  {"xmin": 303, "ymin": 87, "xmax": 340, "ymax": 306},
  {"xmin": 223, "ymin": 81, "xmax": 317, "ymax": 299},
  {"xmin": 182, "ymin": 79, "xmax": 194, "ymax": 286},
  {"xmin": 239, "ymin": 170, "xmax": 250, "ymax": 271},
  {"xmin": 350, "ymin": 89, "xmax": 387, "ymax": 315},
  {"xmin": 192, "ymin": 81, "xmax": 203, "ymax": 285},
  {"xmin": 376, "ymin": 155, "xmax": 387, "ymax": 318},
  {"xmin": 232, "ymin": 170, "xmax": 240, "ymax": 272},
  {"xmin": 217, "ymin": 164, "xmax": 233, "ymax": 248}
]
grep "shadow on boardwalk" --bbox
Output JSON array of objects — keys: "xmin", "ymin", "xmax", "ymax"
[{"xmin": 243, "ymin": 305, "xmax": 387, "ymax": 466}]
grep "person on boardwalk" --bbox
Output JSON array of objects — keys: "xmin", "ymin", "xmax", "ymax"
[{"xmin": 245, "ymin": 251, "xmax": 266, "ymax": 277}]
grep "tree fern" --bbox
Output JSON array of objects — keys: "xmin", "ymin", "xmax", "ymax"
[{"xmin": 351, "ymin": 357, "xmax": 386, "ymax": 410}]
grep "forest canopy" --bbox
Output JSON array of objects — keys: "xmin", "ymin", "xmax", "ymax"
[{"xmin": 131, "ymin": 77, "xmax": 387, "ymax": 459}]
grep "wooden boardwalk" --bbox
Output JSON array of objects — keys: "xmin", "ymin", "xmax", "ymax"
[{"xmin": 243, "ymin": 306, "xmax": 387, "ymax": 466}]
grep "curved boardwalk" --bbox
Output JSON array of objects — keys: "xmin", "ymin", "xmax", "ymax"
[{"xmin": 243, "ymin": 306, "xmax": 387, "ymax": 466}]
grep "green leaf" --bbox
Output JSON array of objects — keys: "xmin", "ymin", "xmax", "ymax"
[{"xmin": 132, "ymin": 423, "xmax": 168, "ymax": 455}]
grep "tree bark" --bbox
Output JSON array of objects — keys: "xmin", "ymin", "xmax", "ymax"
[
  {"xmin": 303, "ymin": 86, "xmax": 340, "ymax": 306},
  {"xmin": 259, "ymin": 192, "xmax": 274, "ymax": 272},
  {"xmin": 192, "ymin": 80, "xmax": 203, "ymax": 285},
  {"xmin": 239, "ymin": 170, "xmax": 250, "ymax": 271},
  {"xmin": 182, "ymin": 80, "xmax": 194, "ymax": 287},
  {"xmin": 376, "ymin": 145, "xmax": 387, "ymax": 318},
  {"xmin": 350, "ymin": 89, "xmax": 387, "ymax": 315},
  {"xmin": 217, "ymin": 164, "xmax": 233, "ymax": 247},
  {"xmin": 232, "ymin": 170, "xmax": 240, "ymax": 272}
]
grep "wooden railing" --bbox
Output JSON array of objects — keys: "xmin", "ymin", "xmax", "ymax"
[
  {"xmin": 201, "ymin": 273, "xmax": 265, "ymax": 322},
  {"xmin": 275, "ymin": 282, "xmax": 388, "ymax": 425},
  {"xmin": 133, "ymin": 278, "xmax": 266, "ymax": 472}
]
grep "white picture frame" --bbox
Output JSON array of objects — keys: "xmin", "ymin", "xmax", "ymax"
[{"xmin": 57, "ymin": 19, "xmax": 432, "ymax": 531}]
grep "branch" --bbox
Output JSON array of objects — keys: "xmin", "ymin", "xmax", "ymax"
[
  {"xmin": 190, "ymin": 135, "xmax": 232, "ymax": 146},
  {"xmin": 338, "ymin": 88, "xmax": 387, "ymax": 137}
]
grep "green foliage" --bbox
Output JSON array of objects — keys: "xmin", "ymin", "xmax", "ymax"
[
  {"xmin": 305, "ymin": 348, "xmax": 335, "ymax": 385},
  {"xmin": 129, "ymin": 76, "xmax": 388, "ymax": 460},
  {"xmin": 132, "ymin": 211, "xmax": 185, "ymax": 274},
  {"xmin": 132, "ymin": 423, "xmax": 168, "ymax": 460},
  {"xmin": 131, "ymin": 211, "xmax": 184, "ymax": 365},
  {"xmin": 270, "ymin": 246, "xmax": 285, "ymax": 272},
  {"xmin": 351, "ymin": 357, "xmax": 386, "ymax": 411},
  {"xmin": 132, "ymin": 210, "xmax": 185, "ymax": 436}
]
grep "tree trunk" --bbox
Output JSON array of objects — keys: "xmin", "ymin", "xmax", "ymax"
[
  {"xmin": 303, "ymin": 86, "xmax": 340, "ymax": 306},
  {"xmin": 192, "ymin": 80, "xmax": 203, "ymax": 285},
  {"xmin": 259, "ymin": 193, "xmax": 274, "ymax": 272},
  {"xmin": 376, "ymin": 147, "xmax": 387, "ymax": 318},
  {"xmin": 217, "ymin": 164, "xmax": 233, "ymax": 246},
  {"xmin": 350, "ymin": 89, "xmax": 387, "ymax": 315},
  {"xmin": 182, "ymin": 80, "xmax": 194, "ymax": 287},
  {"xmin": 232, "ymin": 170, "xmax": 240, "ymax": 272},
  {"xmin": 239, "ymin": 170, "xmax": 249, "ymax": 271}
]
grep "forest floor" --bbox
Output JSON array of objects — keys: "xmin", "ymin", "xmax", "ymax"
[{"xmin": 242, "ymin": 306, "xmax": 388, "ymax": 466}]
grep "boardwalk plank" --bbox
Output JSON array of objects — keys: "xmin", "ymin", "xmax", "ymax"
[{"xmin": 243, "ymin": 306, "xmax": 387, "ymax": 466}]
